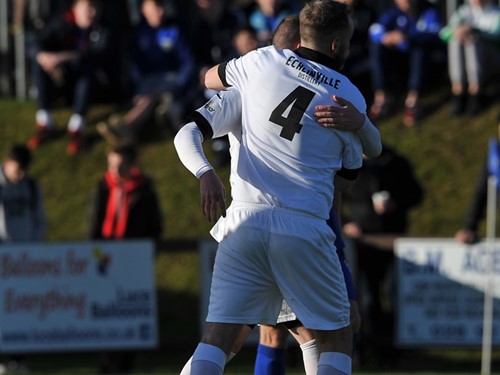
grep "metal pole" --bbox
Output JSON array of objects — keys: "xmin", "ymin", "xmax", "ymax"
[
  {"xmin": 481, "ymin": 175, "xmax": 496, "ymax": 375},
  {"xmin": 447, "ymin": 0, "xmax": 458, "ymax": 21},
  {"xmin": 0, "ymin": 0, "xmax": 10, "ymax": 95},
  {"xmin": 14, "ymin": 25, "xmax": 26, "ymax": 100}
]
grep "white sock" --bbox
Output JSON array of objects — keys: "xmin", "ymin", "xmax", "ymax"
[
  {"xmin": 190, "ymin": 343, "xmax": 227, "ymax": 375},
  {"xmin": 36, "ymin": 110, "xmax": 53, "ymax": 128},
  {"xmin": 67, "ymin": 113, "xmax": 85, "ymax": 132},
  {"xmin": 180, "ymin": 352, "xmax": 236, "ymax": 375},
  {"xmin": 300, "ymin": 339, "xmax": 318, "ymax": 375},
  {"xmin": 317, "ymin": 352, "xmax": 351, "ymax": 375}
]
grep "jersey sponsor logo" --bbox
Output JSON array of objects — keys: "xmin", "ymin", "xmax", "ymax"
[
  {"xmin": 203, "ymin": 98, "xmax": 218, "ymax": 113},
  {"xmin": 285, "ymin": 56, "xmax": 341, "ymax": 89}
]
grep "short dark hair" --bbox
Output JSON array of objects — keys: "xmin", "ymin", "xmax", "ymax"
[
  {"xmin": 272, "ymin": 15, "xmax": 300, "ymax": 50},
  {"xmin": 109, "ymin": 144, "xmax": 138, "ymax": 164},
  {"xmin": 141, "ymin": 0, "xmax": 163, "ymax": 6},
  {"xmin": 8, "ymin": 144, "xmax": 32, "ymax": 170},
  {"xmin": 299, "ymin": 0, "xmax": 351, "ymax": 46}
]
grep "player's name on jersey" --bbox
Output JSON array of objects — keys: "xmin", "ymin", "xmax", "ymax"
[{"xmin": 285, "ymin": 55, "xmax": 341, "ymax": 89}]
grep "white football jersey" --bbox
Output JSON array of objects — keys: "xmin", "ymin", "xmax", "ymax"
[{"xmin": 220, "ymin": 45, "xmax": 364, "ymax": 220}]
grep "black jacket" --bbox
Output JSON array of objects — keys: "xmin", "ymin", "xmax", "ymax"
[
  {"xmin": 88, "ymin": 175, "xmax": 163, "ymax": 240},
  {"xmin": 342, "ymin": 145, "xmax": 423, "ymax": 234}
]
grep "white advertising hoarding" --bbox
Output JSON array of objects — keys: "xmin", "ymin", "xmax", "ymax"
[
  {"xmin": 395, "ymin": 238, "xmax": 500, "ymax": 347},
  {"xmin": 0, "ymin": 240, "xmax": 157, "ymax": 353}
]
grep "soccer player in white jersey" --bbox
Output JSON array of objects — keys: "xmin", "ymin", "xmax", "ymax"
[
  {"xmin": 177, "ymin": 2, "xmax": 369, "ymax": 374},
  {"xmin": 178, "ymin": 19, "xmax": 380, "ymax": 375},
  {"xmin": 176, "ymin": 15, "xmax": 382, "ymax": 375},
  {"xmin": 252, "ymin": 14, "xmax": 378, "ymax": 375},
  {"xmin": 176, "ymin": 14, "xmax": 381, "ymax": 375}
]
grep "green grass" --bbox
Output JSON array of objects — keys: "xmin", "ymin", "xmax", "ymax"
[{"xmin": 1, "ymin": 81, "xmax": 500, "ymax": 373}]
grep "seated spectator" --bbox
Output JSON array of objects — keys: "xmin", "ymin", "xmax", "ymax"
[
  {"xmin": 340, "ymin": 0, "xmax": 379, "ymax": 92},
  {"xmin": 232, "ymin": 24, "xmax": 259, "ymax": 56},
  {"xmin": 439, "ymin": 0, "xmax": 500, "ymax": 117},
  {"xmin": 97, "ymin": 0, "xmax": 196, "ymax": 145},
  {"xmin": 248, "ymin": 0, "xmax": 300, "ymax": 46},
  {"xmin": 27, "ymin": 0, "xmax": 111, "ymax": 155},
  {"xmin": 368, "ymin": 0, "xmax": 444, "ymax": 127}
]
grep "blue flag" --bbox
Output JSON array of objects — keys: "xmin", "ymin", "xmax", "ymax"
[{"xmin": 487, "ymin": 138, "xmax": 500, "ymax": 189}]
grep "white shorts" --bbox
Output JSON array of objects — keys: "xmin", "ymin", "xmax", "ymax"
[{"xmin": 207, "ymin": 202, "xmax": 350, "ymax": 330}]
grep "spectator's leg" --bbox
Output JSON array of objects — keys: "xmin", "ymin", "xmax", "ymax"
[
  {"xmin": 448, "ymin": 39, "xmax": 467, "ymax": 116},
  {"xmin": 368, "ymin": 41, "xmax": 389, "ymax": 119},
  {"xmin": 27, "ymin": 61, "xmax": 58, "ymax": 149},
  {"xmin": 124, "ymin": 94, "xmax": 159, "ymax": 130},
  {"xmin": 32, "ymin": 61, "xmax": 55, "ymax": 127},
  {"xmin": 406, "ymin": 46, "xmax": 425, "ymax": 107},
  {"xmin": 463, "ymin": 40, "xmax": 488, "ymax": 115},
  {"xmin": 69, "ymin": 65, "xmax": 94, "ymax": 132},
  {"xmin": 402, "ymin": 46, "xmax": 425, "ymax": 126},
  {"xmin": 66, "ymin": 64, "xmax": 95, "ymax": 154}
]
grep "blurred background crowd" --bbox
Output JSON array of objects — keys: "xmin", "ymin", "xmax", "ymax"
[{"xmin": 0, "ymin": 0, "xmax": 497, "ymax": 156}]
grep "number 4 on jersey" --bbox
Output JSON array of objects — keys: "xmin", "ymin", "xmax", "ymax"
[{"xmin": 269, "ymin": 86, "xmax": 315, "ymax": 141}]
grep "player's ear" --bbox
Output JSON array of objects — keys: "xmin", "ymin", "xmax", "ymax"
[{"xmin": 331, "ymin": 37, "xmax": 340, "ymax": 53}]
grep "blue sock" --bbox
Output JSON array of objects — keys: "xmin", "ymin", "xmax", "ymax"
[{"xmin": 254, "ymin": 344, "xmax": 285, "ymax": 375}]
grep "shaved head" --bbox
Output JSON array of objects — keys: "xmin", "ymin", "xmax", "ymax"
[{"xmin": 271, "ymin": 15, "xmax": 300, "ymax": 50}]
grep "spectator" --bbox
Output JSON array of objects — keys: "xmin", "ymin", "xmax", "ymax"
[
  {"xmin": 97, "ymin": 0, "xmax": 196, "ymax": 145},
  {"xmin": 0, "ymin": 144, "xmax": 46, "ymax": 243},
  {"xmin": 232, "ymin": 24, "xmax": 259, "ymax": 56},
  {"xmin": 368, "ymin": 0, "xmax": 444, "ymax": 126},
  {"xmin": 88, "ymin": 144, "xmax": 162, "ymax": 374},
  {"xmin": 88, "ymin": 144, "xmax": 163, "ymax": 244},
  {"xmin": 439, "ymin": 0, "xmax": 500, "ymax": 117},
  {"xmin": 341, "ymin": 143, "xmax": 423, "ymax": 365},
  {"xmin": 340, "ymin": 0, "xmax": 379, "ymax": 92},
  {"xmin": 27, "ymin": 0, "xmax": 111, "ymax": 155},
  {"xmin": 248, "ymin": 0, "xmax": 300, "ymax": 46},
  {"xmin": 0, "ymin": 144, "xmax": 46, "ymax": 374}
]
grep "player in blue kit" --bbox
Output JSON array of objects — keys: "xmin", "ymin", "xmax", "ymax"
[{"xmin": 176, "ymin": 2, "xmax": 377, "ymax": 374}]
